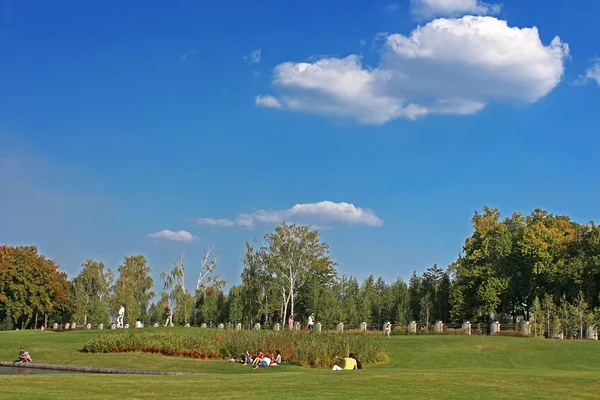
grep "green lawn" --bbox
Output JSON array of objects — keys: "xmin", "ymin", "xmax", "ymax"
[{"xmin": 0, "ymin": 329, "xmax": 599, "ymax": 399}]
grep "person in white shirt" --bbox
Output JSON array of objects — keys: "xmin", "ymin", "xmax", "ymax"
[
  {"xmin": 308, "ymin": 313, "xmax": 315, "ymax": 334},
  {"xmin": 165, "ymin": 306, "xmax": 174, "ymax": 327},
  {"xmin": 254, "ymin": 355, "xmax": 271, "ymax": 369},
  {"xmin": 117, "ymin": 305, "xmax": 125, "ymax": 328}
]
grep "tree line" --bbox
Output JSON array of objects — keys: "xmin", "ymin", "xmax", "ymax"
[{"xmin": 1, "ymin": 207, "xmax": 600, "ymax": 337}]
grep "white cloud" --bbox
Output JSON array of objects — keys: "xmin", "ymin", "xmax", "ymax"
[
  {"xmin": 194, "ymin": 201, "xmax": 383, "ymax": 229},
  {"xmin": 245, "ymin": 49, "xmax": 262, "ymax": 64},
  {"xmin": 256, "ymin": 95, "xmax": 282, "ymax": 109},
  {"xmin": 359, "ymin": 39, "xmax": 367, "ymax": 47},
  {"xmin": 256, "ymin": 16, "xmax": 569, "ymax": 124},
  {"xmin": 576, "ymin": 59, "xmax": 600, "ymax": 86},
  {"xmin": 385, "ymin": 3, "xmax": 400, "ymax": 12},
  {"xmin": 411, "ymin": 0, "xmax": 501, "ymax": 19},
  {"xmin": 147, "ymin": 230, "xmax": 197, "ymax": 242}
]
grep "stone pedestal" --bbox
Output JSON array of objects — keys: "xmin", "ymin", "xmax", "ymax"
[
  {"xmin": 359, "ymin": 321, "xmax": 367, "ymax": 332},
  {"xmin": 490, "ymin": 321, "xmax": 500, "ymax": 335},
  {"xmin": 337, "ymin": 323, "xmax": 344, "ymax": 333},
  {"xmin": 521, "ymin": 321, "xmax": 530, "ymax": 336},
  {"xmin": 435, "ymin": 321, "xmax": 444, "ymax": 333},
  {"xmin": 235, "ymin": 323, "xmax": 242, "ymax": 331},
  {"xmin": 274, "ymin": 323, "xmax": 280, "ymax": 331},
  {"xmin": 409, "ymin": 321, "xmax": 417, "ymax": 333},
  {"xmin": 185, "ymin": 323, "xmax": 190, "ymax": 327},
  {"xmin": 254, "ymin": 323, "xmax": 261, "ymax": 330},
  {"xmin": 52, "ymin": 323, "xmax": 58, "ymax": 330},
  {"xmin": 98, "ymin": 323, "xmax": 104, "ymax": 330},
  {"xmin": 317, "ymin": 322, "xmax": 322, "ymax": 333},
  {"xmin": 110, "ymin": 323, "xmax": 116, "ymax": 329},
  {"xmin": 294, "ymin": 322, "xmax": 301, "ymax": 331},
  {"xmin": 86, "ymin": 323, "xmax": 91, "ymax": 330},
  {"xmin": 218, "ymin": 323, "xmax": 225, "ymax": 330},
  {"xmin": 124, "ymin": 323, "xmax": 129, "ymax": 329},
  {"xmin": 71, "ymin": 323, "xmax": 76, "ymax": 330},
  {"xmin": 462, "ymin": 321, "xmax": 471, "ymax": 335},
  {"xmin": 201, "ymin": 323, "xmax": 207, "ymax": 328},
  {"xmin": 153, "ymin": 323, "xmax": 159, "ymax": 328},
  {"xmin": 587, "ymin": 326, "xmax": 598, "ymax": 340},
  {"xmin": 64, "ymin": 323, "xmax": 70, "ymax": 330}
]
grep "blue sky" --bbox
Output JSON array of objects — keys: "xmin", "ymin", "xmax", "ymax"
[{"xmin": 1, "ymin": 0, "xmax": 599, "ymax": 292}]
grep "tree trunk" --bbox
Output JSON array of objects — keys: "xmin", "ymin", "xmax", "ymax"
[
  {"xmin": 34, "ymin": 312, "xmax": 38, "ymax": 329},
  {"xmin": 44, "ymin": 313, "xmax": 48, "ymax": 330},
  {"xmin": 290, "ymin": 281, "xmax": 295, "ymax": 320}
]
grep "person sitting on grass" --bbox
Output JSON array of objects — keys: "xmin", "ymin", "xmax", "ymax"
[
  {"xmin": 270, "ymin": 350, "xmax": 282, "ymax": 366},
  {"xmin": 251, "ymin": 349, "xmax": 264, "ymax": 366},
  {"xmin": 351, "ymin": 353, "xmax": 362, "ymax": 369},
  {"xmin": 331, "ymin": 353, "xmax": 357, "ymax": 370},
  {"xmin": 18, "ymin": 348, "xmax": 32, "ymax": 364},
  {"xmin": 253, "ymin": 354, "xmax": 272, "ymax": 370},
  {"xmin": 237, "ymin": 351, "xmax": 252, "ymax": 365}
]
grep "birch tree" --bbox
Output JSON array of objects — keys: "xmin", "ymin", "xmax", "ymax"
[
  {"xmin": 160, "ymin": 252, "xmax": 194, "ymax": 324},
  {"xmin": 263, "ymin": 222, "xmax": 336, "ymax": 325}
]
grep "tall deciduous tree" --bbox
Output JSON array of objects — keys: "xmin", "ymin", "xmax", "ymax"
[
  {"xmin": 0, "ymin": 245, "xmax": 74, "ymax": 329},
  {"xmin": 112, "ymin": 255, "xmax": 154, "ymax": 325},
  {"xmin": 263, "ymin": 222, "xmax": 336, "ymax": 325},
  {"xmin": 71, "ymin": 259, "xmax": 113, "ymax": 325},
  {"xmin": 160, "ymin": 252, "xmax": 194, "ymax": 325}
]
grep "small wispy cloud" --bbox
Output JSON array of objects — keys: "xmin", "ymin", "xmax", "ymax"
[
  {"xmin": 255, "ymin": 95, "xmax": 282, "ymax": 109},
  {"xmin": 410, "ymin": 0, "xmax": 501, "ymax": 19},
  {"xmin": 181, "ymin": 49, "xmax": 197, "ymax": 61},
  {"xmin": 244, "ymin": 49, "xmax": 262, "ymax": 64},
  {"xmin": 574, "ymin": 58, "xmax": 600, "ymax": 86},
  {"xmin": 193, "ymin": 201, "xmax": 383, "ymax": 229},
  {"xmin": 384, "ymin": 3, "xmax": 400, "ymax": 12},
  {"xmin": 147, "ymin": 229, "xmax": 198, "ymax": 242},
  {"xmin": 359, "ymin": 39, "xmax": 367, "ymax": 47}
]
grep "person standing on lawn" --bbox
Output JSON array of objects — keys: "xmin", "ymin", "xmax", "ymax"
[
  {"xmin": 117, "ymin": 305, "xmax": 125, "ymax": 328},
  {"xmin": 288, "ymin": 315, "xmax": 294, "ymax": 331},
  {"xmin": 307, "ymin": 313, "xmax": 315, "ymax": 333},
  {"xmin": 165, "ymin": 305, "xmax": 174, "ymax": 327}
]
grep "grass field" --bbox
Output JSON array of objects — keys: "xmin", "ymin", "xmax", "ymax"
[{"xmin": 1, "ymin": 328, "xmax": 599, "ymax": 399}]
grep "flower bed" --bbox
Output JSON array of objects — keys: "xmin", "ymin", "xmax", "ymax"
[{"xmin": 82, "ymin": 329, "xmax": 388, "ymax": 368}]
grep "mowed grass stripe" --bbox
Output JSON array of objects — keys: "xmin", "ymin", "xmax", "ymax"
[{"xmin": 1, "ymin": 329, "xmax": 599, "ymax": 399}]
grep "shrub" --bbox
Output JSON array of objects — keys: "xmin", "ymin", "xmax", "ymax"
[{"xmin": 82, "ymin": 329, "xmax": 388, "ymax": 368}]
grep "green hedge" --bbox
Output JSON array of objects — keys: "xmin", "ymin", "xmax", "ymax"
[{"xmin": 82, "ymin": 329, "xmax": 388, "ymax": 368}]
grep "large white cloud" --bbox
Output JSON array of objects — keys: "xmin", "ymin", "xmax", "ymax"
[
  {"xmin": 256, "ymin": 16, "xmax": 569, "ymax": 124},
  {"xmin": 147, "ymin": 230, "xmax": 197, "ymax": 242},
  {"xmin": 411, "ymin": 0, "xmax": 501, "ymax": 19},
  {"xmin": 194, "ymin": 201, "xmax": 383, "ymax": 229}
]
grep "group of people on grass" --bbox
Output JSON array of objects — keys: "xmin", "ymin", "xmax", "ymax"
[
  {"xmin": 232, "ymin": 349, "xmax": 283, "ymax": 370},
  {"xmin": 17, "ymin": 348, "xmax": 32, "ymax": 364}
]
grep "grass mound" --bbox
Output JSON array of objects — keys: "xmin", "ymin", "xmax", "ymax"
[{"xmin": 82, "ymin": 329, "xmax": 388, "ymax": 367}]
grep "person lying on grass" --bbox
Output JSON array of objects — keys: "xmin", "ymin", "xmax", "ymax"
[
  {"xmin": 18, "ymin": 348, "xmax": 32, "ymax": 364},
  {"xmin": 253, "ymin": 353, "xmax": 272, "ymax": 370},
  {"xmin": 331, "ymin": 353, "xmax": 359, "ymax": 370}
]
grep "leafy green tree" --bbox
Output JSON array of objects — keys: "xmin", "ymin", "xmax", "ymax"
[
  {"xmin": 0, "ymin": 245, "xmax": 74, "ymax": 329},
  {"xmin": 160, "ymin": 252, "xmax": 194, "ymax": 324},
  {"xmin": 531, "ymin": 296, "xmax": 545, "ymax": 338},
  {"xmin": 112, "ymin": 255, "xmax": 154, "ymax": 325},
  {"xmin": 262, "ymin": 222, "xmax": 337, "ymax": 325},
  {"xmin": 71, "ymin": 259, "xmax": 113, "ymax": 325},
  {"xmin": 227, "ymin": 285, "xmax": 244, "ymax": 324},
  {"xmin": 390, "ymin": 277, "xmax": 410, "ymax": 325}
]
